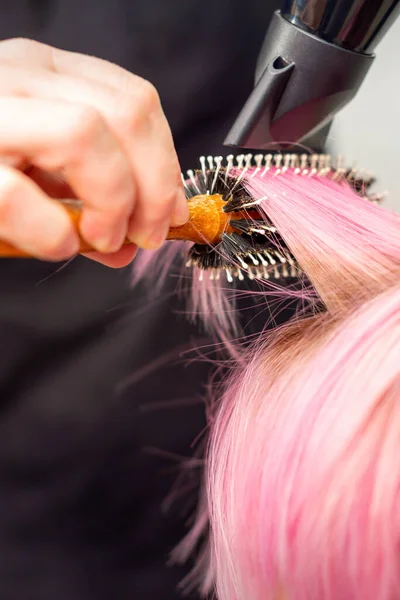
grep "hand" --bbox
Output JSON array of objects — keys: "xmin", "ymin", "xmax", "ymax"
[{"xmin": 0, "ymin": 38, "xmax": 189, "ymax": 267}]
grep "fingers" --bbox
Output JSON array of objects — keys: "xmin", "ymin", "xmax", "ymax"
[
  {"xmin": 0, "ymin": 164, "xmax": 79, "ymax": 260},
  {"xmin": 48, "ymin": 51, "xmax": 191, "ymax": 240},
  {"xmin": 0, "ymin": 40, "xmax": 189, "ymax": 249},
  {"xmin": 0, "ymin": 97, "xmax": 135, "ymax": 253}
]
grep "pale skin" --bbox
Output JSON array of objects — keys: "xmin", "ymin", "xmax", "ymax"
[{"xmin": 0, "ymin": 38, "xmax": 189, "ymax": 268}]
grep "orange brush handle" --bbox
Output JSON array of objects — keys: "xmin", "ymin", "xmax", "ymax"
[{"xmin": 0, "ymin": 194, "xmax": 234, "ymax": 258}]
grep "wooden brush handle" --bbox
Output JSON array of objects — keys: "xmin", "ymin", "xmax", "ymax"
[{"xmin": 0, "ymin": 194, "xmax": 232, "ymax": 258}]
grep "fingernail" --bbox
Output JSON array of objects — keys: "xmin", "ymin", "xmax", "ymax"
[
  {"xmin": 92, "ymin": 232, "xmax": 120, "ymax": 254},
  {"xmin": 170, "ymin": 190, "xmax": 189, "ymax": 227},
  {"xmin": 142, "ymin": 220, "xmax": 170, "ymax": 250}
]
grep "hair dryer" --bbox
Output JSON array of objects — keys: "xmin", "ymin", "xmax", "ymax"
[{"xmin": 224, "ymin": 0, "xmax": 400, "ymax": 151}]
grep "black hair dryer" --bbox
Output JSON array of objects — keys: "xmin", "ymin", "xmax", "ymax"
[{"xmin": 224, "ymin": 0, "xmax": 400, "ymax": 151}]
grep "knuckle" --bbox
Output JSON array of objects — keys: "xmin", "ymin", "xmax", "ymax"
[
  {"xmin": 118, "ymin": 80, "xmax": 160, "ymax": 130},
  {"xmin": 66, "ymin": 106, "xmax": 105, "ymax": 152},
  {"xmin": 137, "ymin": 79, "xmax": 160, "ymax": 113}
]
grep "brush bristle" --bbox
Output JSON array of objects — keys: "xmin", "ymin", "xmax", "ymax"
[{"xmin": 181, "ymin": 153, "xmax": 382, "ymax": 284}]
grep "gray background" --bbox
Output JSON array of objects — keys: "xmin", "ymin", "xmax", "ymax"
[{"xmin": 327, "ymin": 16, "xmax": 400, "ymax": 212}]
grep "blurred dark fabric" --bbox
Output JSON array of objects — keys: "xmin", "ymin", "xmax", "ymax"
[{"xmin": 0, "ymin": 2, "xmax": 284, "ymax": 599}]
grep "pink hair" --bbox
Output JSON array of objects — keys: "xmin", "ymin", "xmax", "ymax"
[
  {"xmin": 208, "ymin": 285, "xmax": 400, "ymax": 600},
  {"xmin": 244, "ymin": 169, "xmax": 400, "ymax": 312},
  {"xmin": 205, "ymin": 172, "xmax": 400, "ymax": 599},
  {"xmin": 132, "ymin": 165, "xmax": 400, "ymax": 599}
]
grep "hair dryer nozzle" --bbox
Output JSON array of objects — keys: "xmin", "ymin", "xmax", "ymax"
[{"xmin": 224, "ymin": 11, "xmax": 375, "ymax": 151}]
